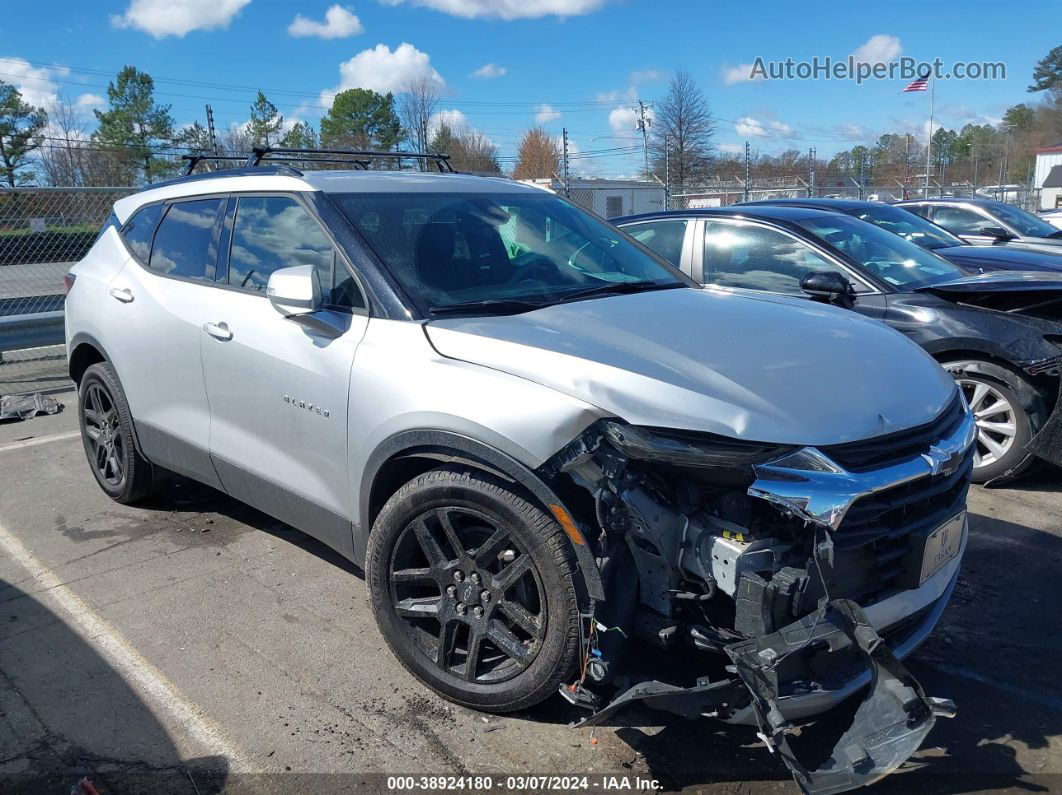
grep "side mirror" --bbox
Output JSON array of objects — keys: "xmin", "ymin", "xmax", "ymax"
[
  {"xmin": 266, "ymin": 265, "xmax": 321, "ymax": 317},
  {"xmin": 800, "ymin": 271, "xmax": 855, "ymax": 304},
  {"xmin": 980, "ymin": 226, "xmax": 1012, "ymax": 240}
]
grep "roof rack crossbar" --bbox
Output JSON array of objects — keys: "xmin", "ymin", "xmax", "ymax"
[
  {"xmin": 182, "ymin": 154, "xmax": 249, "ymax": 176},
  {"xmin": 247, "ymin": 147, "xmax": 454, "ymax": 172}
]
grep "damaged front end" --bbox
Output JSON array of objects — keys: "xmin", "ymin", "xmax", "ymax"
[{"xmin": 544, "ymin": 394, "xmax": 977, "ymax": 793}]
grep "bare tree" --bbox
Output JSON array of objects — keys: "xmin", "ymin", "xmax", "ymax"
[
  {"xmin": 428, "ymin": 124, "xmax": 500, "ymax": 173},
  {"xmin": 512, "ymin": 127, "xmax": 560, "ymax": 180},
  {"xmin": 649, "ymin": 69, "xmax": 714, "ymax": 191},
  {"xmin": 399, "ymin": 78, "xmax": 440, "ymax": 160},
  {"xmin": 38, "ymin": 95, "xmax": 88, "ymax": 186}
]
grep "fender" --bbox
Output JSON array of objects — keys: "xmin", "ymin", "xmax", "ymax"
[{"xmin": 360, "ymin": 429, "xmax": 605, "ymax": 604}]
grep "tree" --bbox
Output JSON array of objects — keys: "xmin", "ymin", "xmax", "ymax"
[
  {"xmin": 1003, "ymin": 103, "xmax": 1036, "ymax": 134},
  {"xmin": 320, "ymin": 88, "xmax": 402, "ymax": 152},
  {"xmin": 428, "ymin": 124, "xmax": 500, "ymax": 173},
  {"xmin": 0, "ymin": 81, "xmax": 46, "ymax": 186},
  {"xmin": 399, "ymin": 78, "xmax": 439, "ymax": 157},
  {"xmin": 248, "ymin": 90, "xmax": 283, "ymax": 147},
  {"xmin": 280, "ymin": 121, "xmax": 319, "ymax": 149},
  {"xmin": 512, "ymin": 127, "xmax": 559, "ymax": 180},
  {"xmin": 649, "ymin": 68, "xmax": 714, "ymax": 191},
  {"xmin": 1029, "ymin": 45, "xmax": 1062, "ymax": 93},
  {"xmin": 94, "ymin": 66, "xmax": 176, "ymax": 184}
]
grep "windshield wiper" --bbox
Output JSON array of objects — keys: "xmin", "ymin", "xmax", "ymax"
[
  {"xmin": 429, "ymin": 298, "xmax": 551, "ymax": 316},
  {"xmin": 556, "ymin": 280, "xmax": 685, "ymax": 303}
]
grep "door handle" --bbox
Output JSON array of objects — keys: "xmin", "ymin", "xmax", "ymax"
[
  {"xmin": 203, "ymin": 321, "xmax": 233, "ymax": 341},
  {"xmin": 109, "ymin": 287, "xmax": 134, "ymax": 303}
]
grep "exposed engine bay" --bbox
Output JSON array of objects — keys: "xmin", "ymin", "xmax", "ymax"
[{"xmin": 543, "ymin": 409, "xmax": 976, "ymax": 794}]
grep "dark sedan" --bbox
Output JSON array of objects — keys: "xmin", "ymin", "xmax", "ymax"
[
  {"xmin": 894, "ymin": 197, "xmax": 1062, "ymax": 253},
  {"xmin": 739, "ymin": 197, "xmax": 1062, "ymax": 274},
  {"xmin": 614, "ymin": 206, "xmax": 1062, "ymax": 483}
]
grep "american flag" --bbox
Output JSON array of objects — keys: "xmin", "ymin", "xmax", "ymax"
[{"xmin": 902, "ymin": 72, "xmax": 930, "ymax": 92}]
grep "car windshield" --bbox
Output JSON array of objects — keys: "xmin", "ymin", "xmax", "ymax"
[
  {"xmin": 846, "ymin": 204, "xmax": 964, "ymax": 250},
  {"xmin": 797, "ymin": 214, "xmax": 969, "ymax": 288},
  {"xmin": 330, "ymin": 191, "xmax": 689, "ymax": 315},
  {"xmin": 989, "ymin": 203, "xmax": 1062, "ymax": 238}
]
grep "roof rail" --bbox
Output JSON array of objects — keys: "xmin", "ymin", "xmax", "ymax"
[
  {"xmin": 181, "ymin": 154, "xmax": 303, "ymax": 177},
  {"xmin": 247, "ymin": 147, "xmax": 454, "ymax": 173}
]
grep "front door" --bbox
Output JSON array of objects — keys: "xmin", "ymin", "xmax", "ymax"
[{"xmin": 199, "ymin": 194, "xmax": 370, "ymax": 557}]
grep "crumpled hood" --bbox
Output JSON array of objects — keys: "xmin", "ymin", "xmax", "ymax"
[{"xmin": 425, "ymin": 287, "xmax": 956, "ymax": 447}]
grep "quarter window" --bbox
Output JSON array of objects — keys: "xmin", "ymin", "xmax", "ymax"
[
  {"xmin": 702, "ymin": 221, "xmax": 855, "ymax": 294},
  {"xmin": 226, "ymin": 196, "xmax": 362, "ymax": 309},
  {"xmin": 120, "ymin": 203, "xmax": 164, "ymax": 263},
  {"xmin": 149, "ymin": 199, "xmax": 223, "ymax": 281}
]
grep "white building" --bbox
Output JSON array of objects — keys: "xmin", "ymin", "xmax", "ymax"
[
  {"xmin": 1034, "ymin": 143, "xmax": 1062, "ymax": 209},
  {"xmin": 517, "ymin": 177, "xmax": 666, "ymax": 218}
]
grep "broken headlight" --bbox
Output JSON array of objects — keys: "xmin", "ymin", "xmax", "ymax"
[{"xmin": 602, "ymin": 421, "xmax": 794, "ymax": 468}]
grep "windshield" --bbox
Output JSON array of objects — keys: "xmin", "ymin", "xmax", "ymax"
[
  {"xmin": 797, "ymin": 214, "xmax": 969, "ymax": 288},
  {"xmin": 989, "ymin": 203, "xmax": 1062, "ymax": 238},
  {"xmin": 845, "ymin": 204, "xmax": 964, "ymax": 250},
  {"xmin": 331, "ymin": 191, "xmax": 689, "ymax": 315}
]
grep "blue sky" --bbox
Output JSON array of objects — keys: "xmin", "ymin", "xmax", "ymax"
[{"xmin": 1, "ymin": 0, "xmax": 1056, "ymax": 177}]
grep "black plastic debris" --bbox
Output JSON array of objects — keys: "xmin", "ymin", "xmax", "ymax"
[{"xmin": 0, "ymin": 392, "xmax": 63, "ymax": 421}]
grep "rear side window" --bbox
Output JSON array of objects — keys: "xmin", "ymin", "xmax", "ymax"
[
  {"xmin": 149, "ymin": 199, "xmax": 223, "ymax": 281},
  {"xmin": 120, "ymin": 204, "xmax": 164, "ymax": 263},
  {"xmin": 624, "ymin": 219, "xmax": 688, "ymax": 266}
]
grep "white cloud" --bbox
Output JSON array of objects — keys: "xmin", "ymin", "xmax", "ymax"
[
  {"xmin": 75, "ymin": 93, "xmax": 106, "ymax": 109},
  {"xmin": 535, "ymin": 103, "xmax": 560, "ymax": 124},
  {"xmin": 378, "ymin": 0, "xmax": 609, "ymax": 20},
  {"xmin": 595, "ymin": 86, "xmax": 637, "ymax": 103},
  {"xmin": 471, "ymin": 62, "xmax": 506, "ymax": 79},
  {"xmin": 608, "ymin": 106, "xmax": 638, "ymax": 135},
  {"xmin": 734, "ymin": 117, "xmax": 794, "ymax": 138},
  {"xmin": 721, "ymin": 62, "xmax": 758, "ymax": 86},
  {"xmin": 322, "ymin": 42, "xmax": 443, "ymax": 103},
  {"xmin": 768, "ymin": 119, "xmax": 794, "ymax": 136},
  {"xmin": 717, "ymin": 142, "xmax": 743, "ymax": 154},
  {"xmin": 0, "ymin": 57, "xmax": 70, "ymax": 108},
  {"xmin": 429, "ymin": 108, "xmax": 468, "ymax": 135},
  {"xmin": 851, "ymin": 34, "xmax": 902, "ymax": 64},
  {"xmin": 630, "ymin": 69, "xmax": 663, "ymax": 84},
  {"xmin": 111, "ymin": 0, "xmax": 251, "ymax": 37},
  {"xmin": 288, "ymin": 5, "xmax": 363, "ymax": 38}
]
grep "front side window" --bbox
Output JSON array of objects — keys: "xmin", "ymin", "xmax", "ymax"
[
  {"xmin": 848, "ymin": 204, "xmax": 963, "ymax": 251},
  {"xmin": 989, "ymin": 204, "xmax": 1061, "ymax": 238},
  {"xmin": 623, "ymin": 219, "xmax": 688, "ymax": 267},
  {"xmin": 702, "ymin": 220, "xmax": 858, "ymax": 294},
  {"xmin": 227, "ymin": 196, "xmax": 333, "ymax": 293},
  {"xmin": 149, "ymin": 199, "xmax": 223, "ymax": 281},
  {"xmin": 931, "ymin": 205, "xmax": 992, "ymax": 236},
  {"xmin": 121, "ymin": 203, "xmax": 164, "ymax": 263},
  {"xmin": 797, "ymin": 214, "xmax": 967, "ymax": 288},
  {"xmin": 331, "ymin": 191, "xmax": 687, "ymax": 314}
]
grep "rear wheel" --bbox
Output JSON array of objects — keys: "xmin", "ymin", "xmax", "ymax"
[
  {"xmin": 367, "ymin": 467, "xmax": 581, "ymax": 713},
  {"xmin": 943, "ymin": 359, "xmax": 1044, "ymax": 483},
  {"xmin": 78, "ymin": 362, "xmax": 158, "ymax": 503}
]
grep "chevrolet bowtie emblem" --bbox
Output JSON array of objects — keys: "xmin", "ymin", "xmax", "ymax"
[{"xmin": 922, "ymin": 444, "xmax": 962, "ymax": 477}]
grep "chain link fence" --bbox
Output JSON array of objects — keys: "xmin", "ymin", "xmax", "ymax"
[{"xmin": 0, "ymin": 187, "xmax": 134, "ymax": 397}]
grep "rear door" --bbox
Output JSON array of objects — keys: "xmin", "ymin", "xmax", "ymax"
[
  {"xmin": 104, "ymin": 196, "xmax": 226, "ymax": 486},
  {"xmin": 696, "ymin": 217, "xmax": 888, "ymax": 321},
  {"xmin": 199, "ymin": 193, "xmax": 370, "ymax": 556}
]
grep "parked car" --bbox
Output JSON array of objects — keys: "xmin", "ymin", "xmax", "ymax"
[
  {"xmin": 895, "ymin": 197, "xmax": 1062, "ymax": 253},
  {"xmin": 65, "ymin": 152, "xmax": 975, "ymax": 792},
  {"xmin": 741, "ymin": 197, "xmax": 1062, "ymax": 274},
  {"xmin": 975, "ymin": 184, "xmax": 1025, "ymax": 203},
  {"xmin": 1040, "ymin": 208, "xmax": 1062, "ymax": 231},
  {"xmin": 615, "ymin": 206, "xmax": 1062, "ymax": 482}
]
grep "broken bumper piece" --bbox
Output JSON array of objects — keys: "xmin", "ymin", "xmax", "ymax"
[{"xmin": 571, "ymin": 597, "xmax": 954, "ymax": 795}]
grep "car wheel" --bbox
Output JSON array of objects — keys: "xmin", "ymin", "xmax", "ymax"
[
  {"xmin": 943, "ymin": 359, "xmax": 1044, "ymax": 483},
  {"xmin": 367, "ymin": 466, "xmax": 581, "ymax": 713},
  {"xmin": 78, "ymin": 362, "xmax": 158, "ymax": 503}
]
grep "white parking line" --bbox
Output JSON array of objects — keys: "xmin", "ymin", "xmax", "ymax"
[
  {"xmin": 0, "ymin": 430, "xmax": 81, "ymax": 453},
  {"xmin": 0, "ymin": 520, "xmax": 250, "ymax": 771}
]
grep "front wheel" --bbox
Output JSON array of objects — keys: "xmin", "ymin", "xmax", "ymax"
[
  {"xmin": 944, "ymin": 359, "xmax": 1044, "ymax": 483},
  {"xmin": 366, "ymin": 467, "xmax": 582, "ymax": 713}
]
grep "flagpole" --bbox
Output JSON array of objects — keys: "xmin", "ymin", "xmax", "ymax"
[{"xmin": 924, "ymin": 74, "xmax": 934, "ymax": 197}]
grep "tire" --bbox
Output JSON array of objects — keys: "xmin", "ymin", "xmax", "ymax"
[
  {"xmin": 367, "ymin": 466, "xmax": 581, "ymax": 713},
  {"xmin": 78, "ymin": 362, "xmax": 158, "ymax": 503},
  {"xmin": 942, "ymin": 358, "xmax": 1046, "ymax": 483}
]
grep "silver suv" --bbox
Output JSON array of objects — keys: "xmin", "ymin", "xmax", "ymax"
[{"xmin": 65, "ymin": 153, "xmax": 975, "ymax": 791}]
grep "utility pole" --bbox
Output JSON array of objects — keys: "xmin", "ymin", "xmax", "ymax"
[
  {"xmin": 807, "ymin": 147, "xmax": 816, "ymax": 197},
  {"xmin": 664, "ymin": 133, "xmax": 670, "ymax": 210},
  {"xmin": 1000, "ymin": 123, "xmax": 1013, "ymax": 197},
  {"xmin": 205, "ymin": 104, "xmax": 218, "ymax": 154},
  {"xmin": 858, "ymin": 153, "xmax": 865, "ymax": 199},
  {"xmin": 562, "ymin": 127, "xmax": 571, "ymax": 198},
  {"xmin": 635, "ymin": 100, "xmax": 652, "ymax": 181},
  {"xmin": 903, "ymin": 133, "xmax": 910, "ymax": 197},
  {"xmin": 972, "ymin": 148, "xmax": 979, "ymax": 194},
  {"xmin": 743, "ymin": 141, "xmax": 751, "ymax": 202}
]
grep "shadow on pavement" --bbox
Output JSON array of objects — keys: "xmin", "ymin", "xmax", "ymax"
[{"xmin": 0, "ymin": 576, "xmax": 231, "ymax": 793}]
